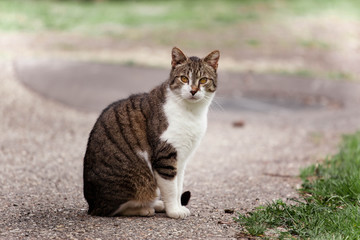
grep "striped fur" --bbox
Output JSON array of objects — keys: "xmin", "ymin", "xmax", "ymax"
[{"xmin": 83, "ymin": 47, "xmax": 219, "ymax": 218}]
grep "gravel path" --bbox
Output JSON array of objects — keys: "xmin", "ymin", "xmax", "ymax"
[{"xmin": 1, "ymin": 60, "xmax": 360, "ymax": 239}]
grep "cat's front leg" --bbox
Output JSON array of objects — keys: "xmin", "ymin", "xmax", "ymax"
[
  {"xmin": 155, "ymin": 173, "xmax": 190, "ymax": 219},
  {"xmin": 153, "ymin": 143, "xmax": 190, "ymax": 219},
  {"xmin": 176, "ymin": 163, "xmax": 190, "ymax": 213}
]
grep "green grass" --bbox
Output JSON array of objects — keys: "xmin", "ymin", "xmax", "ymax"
[
  {"xmin": 298, "ymin": 39, "xmax": 331, "ymax": 50},
  {"xmin": 279, "ymin": 0, "xmax": 360, "ymax": 19},
  {"xmin": 1, "ymin": 0, "xmax": 360, "ymax": 34},
  {"xmin": 273, "ymin": 68, "xmax": 355, "ymax": 82},
  {"xmin": 235, "ymin": 132, "xmax": 360, "ymax": 239},
  {"xmin": 0, "ymin": 0, "xmax": 261, "ymax": 34},
  {"xmin": 246, "ymin": 39, "xmax": 261, "ymax": 47}
]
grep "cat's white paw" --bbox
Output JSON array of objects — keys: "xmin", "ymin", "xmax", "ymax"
[
  {"xmin": 166, "ymin": 206, "xmax": 190, "ymax": 219},
  {"xmin": 153, "ymin": 200, "xmax": 165, "ymax": 213}
]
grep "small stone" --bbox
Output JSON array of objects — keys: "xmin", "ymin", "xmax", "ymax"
[
  {"xmin": 233, "ymin": 120, "xmax": 245, "ymax": 128},
  {"xmin": 224, "ymin": 208, "xmax": 234, "ymax": 214}
]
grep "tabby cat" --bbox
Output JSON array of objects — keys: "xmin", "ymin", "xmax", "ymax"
[{"xmin": 83, "ymin": 47, "xmax": 220, "ymax": 219}]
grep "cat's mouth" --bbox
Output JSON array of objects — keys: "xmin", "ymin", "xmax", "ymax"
[
  {"xmin": 186, "ymin": 96, "xmax": 202, "ymax": 103},
  {"xmin": 180, "ymin": 91, "xmax": 203, "ymax": 103}
]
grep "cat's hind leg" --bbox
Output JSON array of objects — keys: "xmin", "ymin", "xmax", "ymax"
[
  {"xmin": 111, "ymin": 200, "xmax": 156, "ymax": 217},
  {"xmin": 121, "ymin": 206, "xmax": 155, "ymax": 217},
  {"xmin": 153, "ymin": 200, "xmax": 165, "ymax": 212},
  {"xmin": 153, "ymin": 188, "xmax": 165, "ymax": 212}
]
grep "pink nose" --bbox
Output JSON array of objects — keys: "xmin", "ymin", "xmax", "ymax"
[{"xmin": 190, "ymin": 90, "xmax": 197, "ymax": 96}]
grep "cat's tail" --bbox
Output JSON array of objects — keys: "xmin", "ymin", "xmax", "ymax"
[{"xmin": 181, "ymin": 191, "xmax": 191, "ymax": 206}]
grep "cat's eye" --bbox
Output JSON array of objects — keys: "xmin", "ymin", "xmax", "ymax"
[
  {"xmin": 199, "ymin": 78, "xmax": 208, "ymax": 84},
  {"xmin": 180, "ymin": 76, "xmax": 189, "ymax": 83}
]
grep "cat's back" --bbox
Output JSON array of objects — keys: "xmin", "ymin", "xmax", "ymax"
[
  {"xmin": 84, "ymin": 83, "xmax": 168, "ymax": 165},
  {"xmin": 85, "ymin": 92, "xmax": 149, "ymax": 160},
  {"xmin": 97, "ymin": 82, "xmax": 167, "ymax": 127}
]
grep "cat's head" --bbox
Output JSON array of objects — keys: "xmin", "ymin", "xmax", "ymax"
[{"xmin": 169, "ymin": 47, "xmax": 220, "ymax": 103}]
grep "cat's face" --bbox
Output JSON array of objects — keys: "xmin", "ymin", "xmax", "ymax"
[{"xmin": 169, "ymin": 47, "xmax": 219, "ymax": 103}]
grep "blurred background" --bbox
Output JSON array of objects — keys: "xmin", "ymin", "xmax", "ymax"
[{"xmin": 1, "ymin": 0, "xmax": 360, "ymax": 80}]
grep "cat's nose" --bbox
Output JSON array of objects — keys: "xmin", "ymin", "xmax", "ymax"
[
  {"xmin": 190, "ymin": 86, "xmax": 198, "ymax": 96},
  {"xmin": 190, "ymin": 90, "xmax": 198, "ymax": 96}
]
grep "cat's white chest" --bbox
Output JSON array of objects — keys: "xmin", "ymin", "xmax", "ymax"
[{"xmin": 160, "ymin": 90, "xmax": 210, "ymax": 162}]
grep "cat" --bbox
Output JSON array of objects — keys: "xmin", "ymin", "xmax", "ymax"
[{"xmin": 83, "ymin": 47, "xmax": 219, "ymax": 219}]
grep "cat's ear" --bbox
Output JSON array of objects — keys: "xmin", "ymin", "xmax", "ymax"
[
  {"xmin": 171, "ymin": 47, "xmax": 188, "ymax": 67},
  {"xmin": 204, "ymin": 50, "xmax": 220, "ymax": 71}
]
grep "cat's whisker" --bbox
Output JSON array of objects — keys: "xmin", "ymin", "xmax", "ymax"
[
  {"xmin": 175, "ymin": 96, "xmax": 185, "ymax": 105},
  {"xmin": 199, "ymin": 95, "xmax": 217, "ymax": 112},
  {"xmin": 211, "ymin": 98, "xmax": 225, "ymax": 112},
  {"xmin": 202, "ymin": 95, "xmax": 223, "ymax": 112}
]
